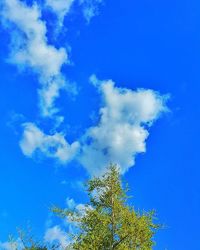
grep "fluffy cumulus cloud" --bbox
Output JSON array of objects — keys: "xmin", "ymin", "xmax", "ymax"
[
  {"xmin": 1, "ymin": 0, "xmax": 69, "ymax": 117},
  {"xmin": 1, "ymin": 1, "xmax": 168, "ymax": 176},
  {"xmin": 79, "ymin": 76, "xmax": 168, "ymax": 175},
  {"xmin": 19, "ymin": 75, "xmax": 168, "ymax": 174},
  {"xmin": 20, "ymin": 123, "xmax": 80, "ymax": 163},
  {"xmin": 44, "ymin": 226, "xmax": 69, "ymax": 249}
]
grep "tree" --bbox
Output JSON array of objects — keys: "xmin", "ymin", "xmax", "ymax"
[{"xmin": 53, "ymin": 165, "xmax": 160, "ymax": 250}]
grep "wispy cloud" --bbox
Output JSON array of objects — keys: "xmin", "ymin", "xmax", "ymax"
[
  {"xmin": 1, "ymin": 0, "xmax": 70, "ymax": 118},
  {"xmin": 44, "ymin": 225, "xmax": 70, "ymax": 249},
  {"xmin": 44, "ymin": 197, "xmax": 92, "ymax": 249},
  {"xmin": 79, "ymin": 0, "xmax": 103, "ymax": 23},
  {"xmin": 0, "ymin": 239, "xmax": 23, "ymax": 250},
  {"xmin": 45, "ymin": 0, "xmax": 75, "ymax": 26},
  {"xmin": 45, "ymin": 0, "xmax": 102, "ymax": 26},
  {"xmin": 44, "ymin": 197, "xmax": 88, "ymax": 249}
]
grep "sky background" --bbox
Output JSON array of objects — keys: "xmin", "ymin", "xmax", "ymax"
[{"xmin": 0, "ymin": 0, "xmax": 200, "ymax": 249}]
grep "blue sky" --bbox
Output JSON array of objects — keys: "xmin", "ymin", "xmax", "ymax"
[{"xmin": 0, "ymin": 0, "xmax": 200, "ymax": 249}]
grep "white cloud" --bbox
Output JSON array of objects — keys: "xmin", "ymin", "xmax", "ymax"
[
  {"xmin": 0, "ymin": 239, "xmax": 23, "ymax": 250},
  {"xmin": 45, "ymin": 0, "xmax": 103, "ymax": 24},
  {"xmin": 66, "ymin": 197, "xmax": 76, "ymax": 210},
  {"xmin": 0, "ymin": 242, "xmax": 13, "ymax": 250},
  {"xmin": 79, "ymin": 76, "xmax": 168, "ymax": 175},
  {"xmin": 1, "ymin": 0, "xmax": 69, "ymax": 117},
  {"xmin": 44, "ymin": 226, "xmax": 69, "ymax": 249},
  {"xmin": 79, "ymin": 0, "xmax": 103, "ymax": 23},
  {"xmin": 2, "ymin": 0, "xmax": 68, "ymax": 77},
  {"xmin": 44, "ymin": 198, "xmax": 93, "ymax": 249},
  {"xmin": 66, "ymin": 198, "xmax": 92, "ymax": 215},
  {"xmin": 18, "ymin": 76, "xmax": 168, "ymax": 173},
  {"xmin": 64, "ymin": 198, "xmax": 92, "ymax": 228},
  {"xmin": 20, "ymin": 123, "xmax": 80, "ymax": 163},
  {"xmin": 61, "ymin": 180, "xmax": 85, "ymax": 191},
  {"xmin": 46, "ymin": 0, "xmax": 75, "ymax": 26},
  {"xmin": 38, "ymin": 76, "xmax": 65, "ymax": 117},
  {"xmin": 1, "ymin": 0, "xmax": 168, "ymax": 177}
]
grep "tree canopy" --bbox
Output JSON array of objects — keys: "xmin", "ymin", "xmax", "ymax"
[
  {"xmin": 53, "ymin": 165, "xmax": 160, "ymax": 249},
  {"xmin": 7, "ymin": 165, "xmax": 160, "ymax": 249}
]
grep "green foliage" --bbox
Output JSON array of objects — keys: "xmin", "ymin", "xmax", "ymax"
[{"xmin": 53, "ymin": 165, "xmax": 160, "ymax": 249}]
